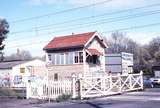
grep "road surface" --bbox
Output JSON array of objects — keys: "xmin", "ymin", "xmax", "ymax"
[{"xmin": 1, "ymin": 88, "xmax": 160, "ymax": 108}]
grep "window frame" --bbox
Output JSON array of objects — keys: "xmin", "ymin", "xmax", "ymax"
[
  {"xmin": 60, "ymin": 53, "xmax": 65, "ymax": 65},
  {"xmin": 51, "ymin": 54, "xmax": 55, "ymax": 64},
  {"xmin": 48, "ymin": 54, "xmax": 52, "ymax": 61},
  {"xmin": 87, "ymin": 55, "xmax": 99, "ymax": 64},
  {"xmin": 47, "ymin": 51, "xmax": 83, "ymax": 65},
  {"xmin": 74, "ymin": 51, "xmax": 83, "ymax": 64},
  {"xmin": 74, "ymin": 52, "xmax": 79, "ymax": 64},
  {"xmin": 79, "ymin": 52, "xmax": 83, "ymax": 63}
]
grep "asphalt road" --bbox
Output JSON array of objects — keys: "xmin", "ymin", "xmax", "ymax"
[{"xmin": 1, "ymin": 88, "xmax": 160, "ymax": 108}]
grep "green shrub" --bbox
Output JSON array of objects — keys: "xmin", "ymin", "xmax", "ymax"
[{"xmin": 56, "ymin": 94, "xmax": 71, "ymax": 102}]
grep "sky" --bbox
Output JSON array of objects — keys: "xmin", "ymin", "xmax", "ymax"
[{"xmin": 1, "ymin": 0, "xmax": 160, "ymax": 56}]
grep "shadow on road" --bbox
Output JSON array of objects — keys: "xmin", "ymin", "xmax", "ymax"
[{"xmin": 84, "ymin": 101, "xmax": 113, "ymax": 108}]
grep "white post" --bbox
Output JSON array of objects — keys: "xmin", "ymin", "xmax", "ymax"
[
  {"xmin": 72, "ymin": 74, "xmax": 76, "ymax": 99},
  {"xmin": 78, "ymin": 74, "xmax": 83, "ymax": 99},
  {"xmin": 26, "ymin": 81, "xmax": 30, "ymax": 99},
  {"xmin": 140, "ymin": 71, "xmax": 143, "ymax": 90},
  {"xmin": 38, "ymin": 83, "xmax": 43, "ymax": 99},
  {"xmin": 109, "ymin": 73, "xmax": 112, "ymax": 89},
  {"xmin": 129, "ymin": 74, "xmax": 132, "ymax": 90},
  {"xmin": 103, "ymin": 77, "xmax": 106, "ymax": 93},
  {"xmin": 48, "ymin": 80, "xmax": 51, "ymax": 103},
  {"xmin": 118, "ymin": 73, "xmax": 122, "ymax": 93},
  {"xmin": 46, "ymin": 65, "xmax": 51, "ymax": 103}
]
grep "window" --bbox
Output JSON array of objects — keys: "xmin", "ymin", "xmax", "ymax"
[
  {"xmin": 60, "ymin": 53, "xmax": 65, "ymax": 65},
  {"xmin": 20, "ymin": 67, "xmax": 25, "ymax": 73},
  {"xmin": 69, "ymin": 52, "xmax": 74, "ymax": 64},
  {"xmin": 79, "ymin": 52, "xmax": 83, "ymax": 63},
  {"xmin": 88, "ymin": 56, "xmax": 93, "ymax": 63},
  {"xmin": 93, "ymin": 55, "xmax": 97, "ymax": 64},
  {"xmin": 74, "ymin": 52, "xmax": 79, "ymax": 63},
  {"xmin": 86, "ymin": 55, "xmax": 99, "ymax": 64},
  {"xmin": 52, "ymin": 54, "xmax": 55, "ymax": 64},
  {"xmin": 65, "ymin": 53, "xmax": 69, "ymax": 64},
  {"xmin": 54, "ymin": 73, "xmax": 58, "ymax": 81},
  {"xmin": 48, "ymin": 54, "xmax": 51, "ymax": 61},
  {"xmin": 56, "ymin": 54, "xmax": 60, "ymax": 65},
  {"xmin": 74, "ymin": 52, "xmax": 83, "ymax": 63},
  {"xmin": 48, "ymin": 51, "xmax": 83, "ymax": 65}
]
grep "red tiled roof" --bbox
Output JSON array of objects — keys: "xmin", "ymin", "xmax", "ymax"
[
  {"xmin": 86, "ymin": 48, "xmax": 102, "ymax": 56},
  {"xmin": 44, "ymin": 32, "xmax": 96, "ymax": 50}
]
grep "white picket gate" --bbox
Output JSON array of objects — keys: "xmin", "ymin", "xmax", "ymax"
[
  {"xmin": 26, "ymin": 72, "xmax": 143, "ymax": 100},
  {"xmin": 79, "ymin": 72, "xmax": 143, "ymax": 99},
  {"xmin": 26, "ymin": 78, "xmax": 73, "ymax": 99}
]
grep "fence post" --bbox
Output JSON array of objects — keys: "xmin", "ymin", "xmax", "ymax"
[
  {"xmin": 109, "ymin": 74, "xmax": 113, "ymax": 89},
  {"xmin": 78, "ymin": 74, "xmax": 83, "ymax": 100},
  {"xmin": 72, "ymin": 74, "xmax": 76, "ymax": 99},
  {"xmin": 118, "ymin": 73, "xmax": 122, "ymax": 93},
  {"xmin": 26, "ymin": 81, "xmax": 30, "ymax": 99},
  {"xmin": 38, "ymin": 82, "xmax": 43, "ymax": 99},
  {"xmin": 48, "ymin": 77, "xmax": 51, "ymax": 103},
  {"xmin": 140, "ymin": 71, "xmax": 143, "ymax": 90},
  {"xmin": 129, "ymin": 74, "xmax": 133, "ymax": 90}
]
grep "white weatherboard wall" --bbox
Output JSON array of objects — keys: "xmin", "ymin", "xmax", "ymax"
[
  {"xmin": 105, "ymin": 52, "xmax": 133, "ymax": 74},
  {"xmin": 86, "ymin": 36, "xmax": 106, "ymax": 77},
  {"xmin": 11, "ymin": 59, "xmax": 45, "ymax": 87}
]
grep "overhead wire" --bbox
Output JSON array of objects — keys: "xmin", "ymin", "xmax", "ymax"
[
  {"xmin": 10, "ymin": 0, "xmax": 113, "ymax": 24},
  {"xmin": 9, "ymin": 9, "xmax": 160, "ymax": 38},
  {"xmin": 5, "ymin": 1, "xmax": 160, "ymax": 50},
  {"xmin": 7, "ymin": 21, "xmax": 160, "ymax": 49},
  {"xmin": 10, "ymin": 3, "xmax": 160, "ymax": 35}
]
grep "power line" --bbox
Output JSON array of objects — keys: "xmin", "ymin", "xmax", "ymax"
[
  {"xmin": 29, "ymin": 10, "xmax": 160, "ymax": 32},
  {"xmin": 7, "ymin": 22, "xmax": 160, "ymax": 49},
  {"xmin": 8, "ymin": 9, "xmax": 160, "ymax": 43},
  {"xmin": 103, "ymin": 22, "xmax": 160, "ymax": 33},
  {"xmin": 10, "ymin": 2, "xmax": 160, "ymax": 34},
  {"xmin": 9, "ymin": 9, "xmax": 160, "ymax": 35},
  {"xmin": 22, "ymin": 2, "xmax": 160, "ymax": 29},
  {"xmin": 10, "ymin": 0, "xmax": 113, "ymax": 24}
]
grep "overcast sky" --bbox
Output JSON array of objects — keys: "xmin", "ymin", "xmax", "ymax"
[{"xmin": 1, "ymin": 0, "xmax": 160, "ymax": 56}]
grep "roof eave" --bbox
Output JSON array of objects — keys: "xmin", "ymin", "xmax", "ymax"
[
  {"xmin": 44, "ymin": 45, "xmax": 84, "ymax": 51},
  {"xmin": 84, "ymin": 32, "xmax": 108, "ymax": 48}
]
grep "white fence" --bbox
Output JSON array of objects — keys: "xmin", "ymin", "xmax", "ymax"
[
  {"xmin": 26, "ymin": 72, "xmax": 143, "ymax": 99},
  {"xmin": 79, "ymin": 72, "xmax": 143, "ymax": 99},
  {"xmin": 26, "ymin": 78, "xmax": 72, "ymax": 99}
]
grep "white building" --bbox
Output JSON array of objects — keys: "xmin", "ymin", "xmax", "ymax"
[
  {"xmin": 0, "ymin": 59, "xmax": 46, "ymax": 87},
  {"xmin": 105, "ymin": 52, "xmax": 133, "ymax": 74},
  {"xmin": 43, "ymin": 31, "xmax": 107, "ymax": 79}
]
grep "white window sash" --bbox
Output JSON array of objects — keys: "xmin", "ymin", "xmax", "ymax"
[
  {"xmin": 74, "ymin": 51, "xmax": 83, "ymax": 64},
  {"xmin": 64, "ymin": 53, "xmax": 66, "ymax": 64}
]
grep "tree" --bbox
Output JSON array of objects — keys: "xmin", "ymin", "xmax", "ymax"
[
  {"xmin": 104, "ymin": 31, "xmax": 151, "ymax": 74},
  {"xmin": 154, "ymin": 51, "xmax": 160, "ymax": 64},
  {"xmin": 0, "ymin": 18, "xmax": 9, "ymax": 61},
  {"xmin": 104, "ymin": 31, "xmax": 138, "ymax": 54},
  {"xmin": 5, "ymin": 49, "xmax": 32, "ymax": 61},
  {"xmin": 105, "ymin": 31, "xmax": 126, "ymax": 53},
  {"xmin": 147, "ymin": 36, "xmax": 160, "ymax": 65}
]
